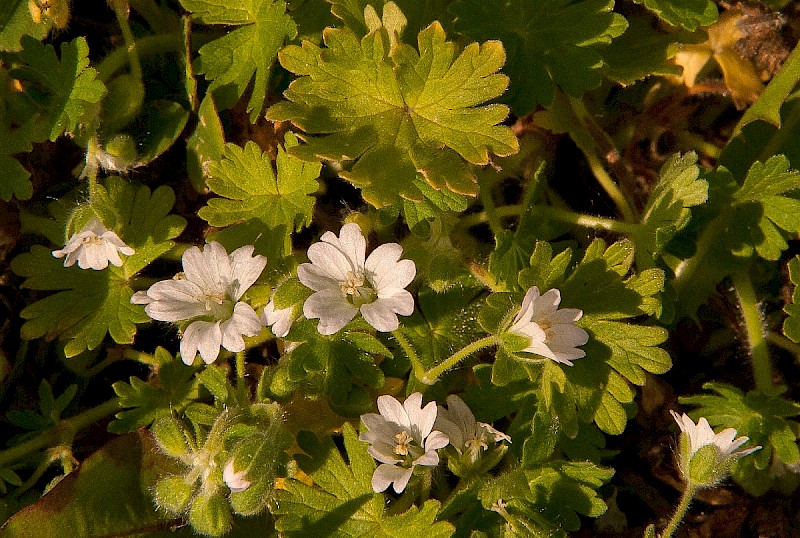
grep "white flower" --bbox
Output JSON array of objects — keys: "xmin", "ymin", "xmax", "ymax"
[
  {"xmin": 223, "ymin": 460, "xmax": 251, "ymax": 493},
  {"xmin": 359, "ymin": 392, "xmax": 449, "ymax": 493},
  {"xmin": 671, "ymin": 411, "xmax": 760, "ymax": 473},
  {"xmin": 434, "ymin": 394, "xmax": 510, "ymax": 461},
  {"xmin": 261, "ymin": 299, "xmax": 294, "ymax": 338},
  {"xmin": 297, "ymin": 223, "xmax": 415, "ymax": 335},
  {"xmin": 507, "ymin": 286, "xmax": 589, "ymax": 366},
  {"xmin": 52, "ymin": 217, "xmax": 134, "ymax": 270},
  {"xmin": 132, "ymin": 242, "xmax": 266, "ymax": 365}
]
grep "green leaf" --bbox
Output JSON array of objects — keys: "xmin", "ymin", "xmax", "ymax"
[
  {"xmin": 451, "ymin": 0, "xmax": 627, "ymax": 114},
  {"xmin": 631, "ymin": 0, "xmax": 717, "ymax": 31},
  {"xmin": 187, "ymin": 94, "xmax": 226, "ymax": 191},
  {"xmin": 198, "ymin": 133, "xmax": 321, "ymax": 258},
  {"xmin": 0, "ymin": 153, "xmax": 32, "ymax": 201},
  {"xmin": 286, "ymin": 334, "xmax": 384, "ymax": 415},
  {"xmin": 110, "ymin": 348, "xmax": 200, "ymax": 434},
  {"xmin": 680, "ymin": 382, "xmax": 800, "ymax": 495},
  {"xmin": 0, "ymin": 430, "xmax": 180, "ymax": 537},
  {"xmin": 731, "ymin": 156, "xmax": 800, "ymax": 261},
  {"xmin": 267, "ymin": 4, "xmax": 518, "ymax": 208},
  {"xmin": 601, "ymin": 14, "xmax": 684, "ymax": 86},
  {"xmin": 180, "ymin": 0, "xmax": 297, "ymax": 121},
  {"xmin": 731, "ymin": 44, "xmax": 800, "ymax": 138},
  {"xmin": 0, "ymin": 0, "xmax": 53, "ymax": 52},
  {"xmin": 11, "ymin": 35, "xmax": 106, "ymax": 140},
  {"xmin": 479, "ymin": 461, "xmax": 613, "ymax": 533},
  {"xmin": 633, "ymin": 152, "xmax": 708, "ymax": 268},
  {"xmin": 274, "ymin": 423, "xmax": 455, "ymax": 537},
  {"xmin": 10, "ymin": 178, "xmax": 186, "ymax": 357},
  {"xmin": 783, "ymin": 256, "xmax": 800, "ymax": 343},
  {"xmin": 508, "ymin": 239, "xmax": 669, "ymax": 436}
]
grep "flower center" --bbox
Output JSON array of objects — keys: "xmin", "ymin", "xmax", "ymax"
[
  {"xmin": 394, "ymin": 430, "xmax": 414, "ymax": 456},
  {"xmin": 201, "ymin": 291, "xmax": 234, "ymax": 319},
  {"xmin": 81, "ymin": 234, "xmax": 104, "ymax": 245},
  {"xmin": 465, "ymin": 432, "xmax": 489, "ymax": 454},
  {"xmin": 340, "ymin": 271, "xmax": 376, "ymax": 307}
]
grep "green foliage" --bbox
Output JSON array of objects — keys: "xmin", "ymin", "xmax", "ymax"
[
  {"xmin": 783, "ymin": 256, "xmax": 800, "ymax": 343},
  {"xmin": 281, "ymin": 326, "xmax": 386, "ymax": 415},
  {"xmin": 601, "ymin": 15, "xmax": 683, "ymax": 85},
  {"xmin": 674, "ymin": 156, "xmax": 800, "ymax": 317},
  {"xmin": 680, "ymin": 382, "xmax": 800, "ymax": 495},
  {"xmin": 10, "ymin": 177, "xmax": 186, "ymax": 357},
  {"xmin": 267, "ymin": 2, "xmax": 518, "ymax": 208},
  {"xmin": 451, "ymin": 0, "xmax": 627, "ymax": 114},
  {"xmin": 633, "ymin": 152, "xmax": 708, "ymax": 268},
  {"xmin": 199, "ymin": 133, "xmax": 321, "ymax": 259},
  {"xmin": 273, "ymin": 422, "xmax": 455, "ymax": 537},
  {"xmin": 109, "ymin": 348, "xmax": 200, "ymax": 434},
  {"xmin": 0, "ymin": 431, "xmax": 182, "ymax": 537},
  {"xmin": 10, "ymin": 36, "xmax": 106, "ymax": 141},
  {"xmin": 0, "ymin": 0, "xmax": 55, "ymax": 52},
  {"xmin": 631, "ymin": 0, "xmax": 717, "ymax": 31},
  {"xmin": 7, "ymin": 380, "xmax": 76, "ymax": 435},
  {"xmin": 484, "ymin": 239, "xmax": 669, "ymax": 436},
  {"xmin": 479, "ymin": 460, "xmax": 613, "ymax": 534},
  {"xmin": 180, "ymin": 0, "xmax": 298, "ymax": 121}
]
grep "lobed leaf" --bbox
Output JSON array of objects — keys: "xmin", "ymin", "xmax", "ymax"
[
  {"xmin": 10, "ymin": 178, "xmax": 186, "ymax": 357},
  {"xmin": 451, "ymin": 0, "xmax": 627, "ymax": 114},
  {"xmin": 198, "ymin": 133, "xmax": 321, "ymax": 258},
  {"xmin": 268, "ymin": 3, "xmax": 518, "ymax": 208},
  {"xmin": 10, "ymin": 36, "xmax": 106, "ymax": 141},
  {"xmin": 180, "ymin": 0, "xmax": 297, "ymax": 121},
  {"xmin": 273, "ymin": 423, "xmax": 455, "ymax": 536}
]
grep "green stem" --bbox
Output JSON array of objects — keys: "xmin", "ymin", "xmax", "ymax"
[
  {"xmin": 236, "ymin": 351, "xmax": 247, "ymax": 393},
  {"xmin": 423, "ymin": 335, "xmax": 500, "ymax": 384},
  {"xmin": 392, "ymin": 330, "xmax": 427, "ymax": 384},
  {"xmin": 733, "ymin": 271, "xmax": 776, "ymax": 394},
  {"xmin": 766, "ymin": 331, "xmax": 800, "ymax": 359},
  {"xmin": 583, "ymin": 149, "xmax": 637, "ymax": 223},
  {"xmin": 0, "ymin": 398, "xmax": 120, "ymax": 469},
  {"xmin": 111, "ymin": 0, "xmax": 143, "ymax": 82},
  {"xmin": 672, "ymin": 215, "xmax": 728, "ymax": 299},
  {"xmin": 123, "ymin": 348, "xmax": 158, "ymax": 365},
  {"xmin": 660, "ymin": 483, "xmax": 696, "ymax": 538},
  {"xmin": 478, "ymin": 172, "xmax": 503, "ymax": 238},
  {"xmin": 458, "ymin": 204, "xmax": 637, "ymax": 234},
  {"xmin": 97, "ymin": 34, "xmax": 182, "ymax": 82},
  {"xmin": 674, "ymin": 131, "xmax": 721, "ymax": 160}
]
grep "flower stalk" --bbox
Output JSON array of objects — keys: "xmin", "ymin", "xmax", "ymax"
[{"xmin": 732, "ymin": 271, "xmax": 776, "ymax": 394}]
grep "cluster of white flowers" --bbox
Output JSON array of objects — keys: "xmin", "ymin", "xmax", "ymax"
[
  {"xmin": 118, "ymin": 224, "xmax": 419, "ymax": 364},
  {"xmin": 52, "ymin": 217, "xmax": 134, "ymax": 270},
  {"xmin": 360, "ymin": 393, "xmax": 509, "ymax": 493},
  {"xmin": 507, "ymin": 286, "xmax": 589, "ymax": 366}
]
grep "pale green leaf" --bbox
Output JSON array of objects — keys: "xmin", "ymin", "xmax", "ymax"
[
  {"xmin": 198, "ymin": 133, "xmax": 321, "ymax": 257},
  {"xmin": 0, "ymin": 0, "xmax": 52, "ymax": 52},
  {"xmin": 180, "ymin": 0, "xmax": 297, "ymax": 121},
  {"xmin": 10, "ymin": 36, "xmax": 106, "ymax": 140},
  {"xmin": 274, "ymin": 423, "xmax": 455, "ymax": 537},
  {"xmin": 267, "ymin": 4, "xmax": 518, "ymax": 208},
  {"xmin": 632, "ymin": 0, "xmax": 717, "ymax": 31}
]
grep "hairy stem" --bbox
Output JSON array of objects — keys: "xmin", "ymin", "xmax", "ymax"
[
  {"xmin": 733, "ymin": 271, "xmax": 776, "ymax": 394},
  {"xmin": 111, "ymin": 0, "xmax": 143, "ymax": 82},
  {"xmin": 661, "ymin": 483, "xmax": 696, "ymax": 538},
  {"xmin": 423, "ymin": 335, "xmax": 500, "ymax": 384},
  {"xmin": 392, "ymin": 330, "xmax": 427, "ymax": 384},
  {"xmin": 458, "ymin": 204, "xmax": 637, "ymax": 234}
]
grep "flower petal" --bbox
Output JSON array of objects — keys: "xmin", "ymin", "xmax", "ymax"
[
  {"xmin": 371, "ymin": 464, "xmax": 411, "ymax": 493},
  {"xmin": 182, "ymin": 320, "xmax": 222, "ymax": 365},
  {"xmin": 365, "ymin": 244, "xmax": 416, "ymax": 292},
  {"xmin": 228, "ymin": 245, "xmax": 267, "ymax": 300},
  {"xmin": 303, "ymin": 289, "xmax": 358, "ymax": 335}
]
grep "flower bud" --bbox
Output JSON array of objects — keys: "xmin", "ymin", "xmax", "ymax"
[
  {"xmin": 189, "ymin": 491, "xmax": 232, "ymax": 537},
  {"xmin": 154, "ymin": 475, "xmax": 193, "ymax": 513},
  {"xmin": 152, "ymin": 417, "xmax": 190, "ymax": 460}
]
